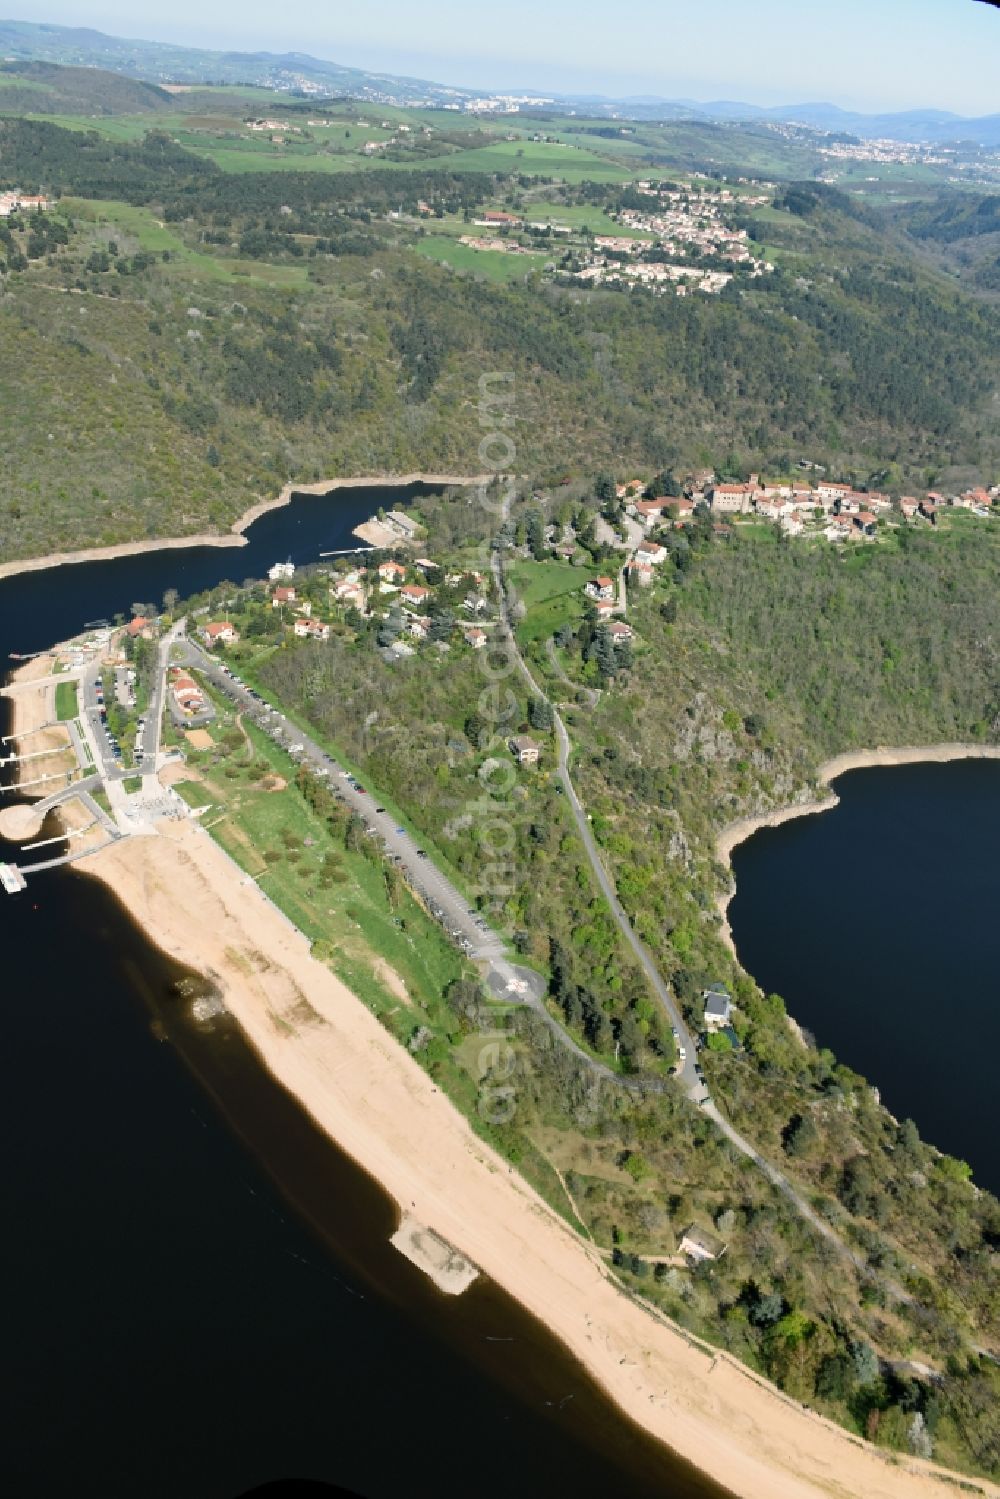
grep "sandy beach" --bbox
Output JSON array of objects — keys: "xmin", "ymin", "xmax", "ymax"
[
  {"xmin": 79, "ymin": 816, "xmax": 993, "ymax": 1499},
  {"xmin": 715, "ymin": 742, "xmax": 1000, "ymax": 954},
  {"xmin": 5, "ymin": 646, "xmax": 994, "ymax": 1497},
  {"xmin": 0, "ymin": 473, "xmax": 487, "ymax": 581}
]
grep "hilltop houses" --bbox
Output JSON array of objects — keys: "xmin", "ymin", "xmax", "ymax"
[
  {"xmin": 585, "ymin": 576, "xmax": 616, "ymax": 601},
  {"xmin": 400, "ymin": 584, "xmax": 431, "ymax": 610},
  {"xmin": 379, "ymin": 560, "xmax": 407, "ymax": 584},
  {"xmin": 0, "ymin": 191, "xmax": 49, "ymax": 216},
  {"xmin": 203, "ymin": 621, "xmax": 239, "ymax": 647},
  {"xmin": 710, "ymin": 481, "xmax": 756, "ymax": 515},
  {"xmin": 271, "ymin": 585, "xmax": 296, "ymax": 607},
  {"xmin": 293, "ymin": 618, "xmax": 330, "ymax": 641},
  {"xmin": 331, "ymin": 573, "xmax": 366, "ymax": 609},
  {"xmin": 509, "ymin": 734, "xmax": 540, "ymax": 766}
]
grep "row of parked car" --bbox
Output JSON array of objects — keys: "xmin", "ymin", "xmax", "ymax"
[{"xmin": 203, "ymin": 653, "xmax": 482, "ymax": 956}]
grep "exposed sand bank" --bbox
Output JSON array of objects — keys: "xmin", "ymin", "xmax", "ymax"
[
  {"xmin": 82, "ymin": 816, "xmax": 992, "ymax": 1499},
  {"xmin": 716, "ymin": 742, "xmax": 1000, "ymax": 955},
  {"xmin": 0, "ymin": 802, "xmax": 45, "ymax": 840},
  {"xmin": 0, "ymin": 474, "xmax": 487, "ymax": 581}
]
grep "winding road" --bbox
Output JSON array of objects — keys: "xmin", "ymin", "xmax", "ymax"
[{"xmin": 492, "ymin": 530, "xmax": 889, "ymax": 1284}]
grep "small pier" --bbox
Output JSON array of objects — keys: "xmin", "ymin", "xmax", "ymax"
[
  {"xmin": 389, "ymin": 1215, "xmax": 479, "ymax": 1295},
  {"xmin": 0, "ymin": 863, "xmax": 27, "ymax": 895}
]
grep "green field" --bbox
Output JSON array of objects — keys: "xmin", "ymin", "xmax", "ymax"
[
  {"xmin": 508, "ymin": 559, "xmax": 589, "ymax": 643},
  {"xmin": 402, "ymin": 138, "xmax": 634, "ymax": 182},
  {"xmin": 520, "ymin": 199, "xmax": 654, "ymax": 238},
  {"xmin": 176, "ymin": 697, "xmax": 465, "ymax": 1022},
  {"xmin": 64, "ymin": 199, "xmax": 310, "ymax": 286},
  {"xmin": 414, "ymin": 234, "xmax": 548, "ymax": 282},
  {"xmin": 55, "ymin": 680, "xmax": 78, "ymax": 720}
]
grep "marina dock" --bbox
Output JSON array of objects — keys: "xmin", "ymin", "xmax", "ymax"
[{"xmin": 0, "ymin": 863, "xmax": 27, "ymax": 895}]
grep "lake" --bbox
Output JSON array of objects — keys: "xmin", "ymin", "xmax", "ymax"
[
  {"xmin": 1, "ymin": 485, "xmax": 724, "ymax": 1499},
  {"xmin": 728, "ymin": 759, "xmax": 1000, "ymax": 1195}
]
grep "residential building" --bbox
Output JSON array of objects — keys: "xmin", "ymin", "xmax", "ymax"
[
  {"xmin": 203, "ymin": 621, "xmax": 239, "ymax": 646},
  {"xmin": 635, "ymin": 498, "xmax": 668, "ymax": 527},
  {"xmin": 710, "ymin": 482, "xmax": 754, "ymax": 515},
  {"xmin": 463, "ymin": 626, "xmax": 487, "ymax": 649},
  {"xmin": 400, "ymin": 584, "xmax": 431, "ymax": 610},
  {"xmin": 293, "ymin": 618, "xmax": 330, "ymax": 640},
  {"xmin": 385, "ymin": 510, "xmax": 420, "ymax": 539},
  {"xmin": 817, "ymin": 481, "xmax": 853, "ymax": 502},
  {"xmin": 268, "ymin": 561, "xmax": 295, "ymax": 581},
  {"xmin": 585, "ymin": 576, "xmax": 616, "ymax": 601},
  {"xmin": 406, "ymin": 614, "xmax": 432, "ymax": 640},
  {"xmin": 509, "ymin": 734, "xmax": 540, "ymax": 766},
  {"xmin": 271, "ymin": 586, "xmax": 296, "ymax": 607},
  {"xmin": 703, "ymin": 986, "xmax": 732, "ymax": 1031},
  {"xmin": 607, "ymin": 621, "xmax": 634, "ymax": 643},
  {"xmin": 635, "ymin": 542, "xmax": 667, "ymax": 566},
  {"xmin": 678, "ymin": 1225, "xmax": 727, "ymax": 1263},
  {"xmin": 378, "ymin": 560, "xmax": 407, "ymax": 583}
]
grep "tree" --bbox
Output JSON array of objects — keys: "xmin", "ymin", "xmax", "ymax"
[
  {"xmin": 851, "ymin": 1340, "xmax": 880, "ymax": 1387},
  {"xmin": 594, "ymin": 472, "xmax": 616, "ymax": 507},
  {"xmin": 783, "ymin": 1113, "xmax": 818, "ymax": 1157},
  {"xmin": 528, "ymin": 696, "xmax": 553, "ymax": 730}
]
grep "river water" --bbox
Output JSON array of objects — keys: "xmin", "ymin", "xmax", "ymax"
[
  {"xmin": 2, "ymin": 485, "xmax": 726, "ymax": 1499},
  {"xmin": 729, "ymin": 759, "xmax": 1000, "ymax": 1196}
]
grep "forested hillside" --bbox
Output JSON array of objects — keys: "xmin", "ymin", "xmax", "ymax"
[{"xmin": 1, "ymin": 114, "xmax": 999, "ymax": 563}]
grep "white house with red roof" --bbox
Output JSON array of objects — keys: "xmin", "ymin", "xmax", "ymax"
[
  {"xmin": 203, "ymin": 621, "xmax": 239, "ymax": 646},
  {"xmin": 294, "ymin": 618, "xmax": 330, "ymax": 640},
  {"xmin": 585, "ymin": 576, "xmax": 616, "ymax": 600},
  {"xmin": 399, "ymin": 584, "xmax": 431, "ymax": 610}
]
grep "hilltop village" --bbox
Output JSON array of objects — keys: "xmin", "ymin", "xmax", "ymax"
[{"xmin": 456, "ymin": 176, "xmax": 773, "ymax": 295}]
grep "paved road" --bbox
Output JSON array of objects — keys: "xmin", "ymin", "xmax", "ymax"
[{"xmin": 495, "ymin": 548, "xmax": 704, "ymax": 1099}]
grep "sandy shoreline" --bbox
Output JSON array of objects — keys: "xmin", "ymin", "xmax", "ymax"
[
  {"xmin": 5, "ymin": 647, "xmax": 995, "ymax": 1497},
  {"xmin": 715, "ymin": 742, "xmax": 1000, "ymax": 955},
  {"xmin": 0, "ymin": 473, "xmax": 487, "ymax": 581},
  {"xmin": 76, "ymin": 816, "xmax": 991, "ymax": 1499}
]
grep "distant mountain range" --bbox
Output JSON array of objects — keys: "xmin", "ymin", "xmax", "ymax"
[{"xmin": 3, "ymin": 18, "xmax": 1000, "ymax": 146}]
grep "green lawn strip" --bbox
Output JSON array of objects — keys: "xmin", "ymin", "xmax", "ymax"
[
  {"xmin": 173, "ymin": 779, "xmax": 215, "ymax": 809},
  {"xmin": 414, "ymin": 235, "xmax": 547, "ymax": 282},
  {"xmin": 122, "ymin": 776, "xmax": 143, "ymax": 794},
  {"xmin": 91, "ymin": 788, "xmax": 111, "ymax": 817},
  {"xmin": 521, "ymin": 199, "xmax": 655, "ymax": 238},
  {"xmin": 178, "ymin": 681, "xmax": 466, "ymax": 1021},
  {"xmin": 55, "ymin": 680, "xmax": 78, "ymax": 721},
  {"xmin": 229, "ymin": 653, "xmax": 482, "ymax": 909}
]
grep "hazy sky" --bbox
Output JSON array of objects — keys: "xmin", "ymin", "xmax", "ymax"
[{"xmin": 29, "ymin": 1, "xmax": 1000, "ymax": 114}]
